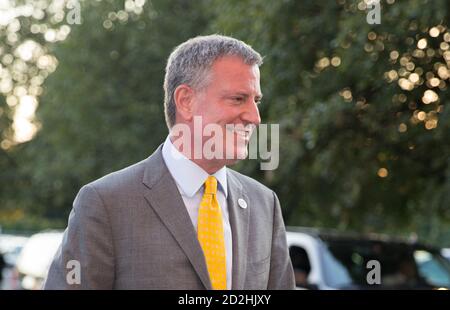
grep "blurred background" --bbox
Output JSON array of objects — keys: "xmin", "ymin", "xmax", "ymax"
[{"xmin": 0, "ymin": 0, "xmax": 449, "ymax": 289}]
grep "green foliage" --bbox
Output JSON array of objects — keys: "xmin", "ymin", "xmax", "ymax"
[
  {"xmin": 17, "ymin": 0, "xmax": 210, "ymax": 219},
  {"xmin": 209, "ymin": 0, "xmax": 450, "ymax": 242},
  {"xmin": 1, "ymin": 0, "xmax": 449, "ymax": 244}
]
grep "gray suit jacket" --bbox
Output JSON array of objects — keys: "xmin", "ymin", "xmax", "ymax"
[{"xmin": 44, "ymin": 146, "xmax": 295, "ymax": 289}]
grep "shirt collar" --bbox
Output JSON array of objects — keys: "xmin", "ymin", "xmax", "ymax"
[{"xmin": 162, "ymin": 135, "xmax": 228, "ymax": 198}]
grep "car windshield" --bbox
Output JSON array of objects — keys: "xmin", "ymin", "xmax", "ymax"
[{"xmin": 320, "ymin": 238, "xmax": 450, "ymax": 289}]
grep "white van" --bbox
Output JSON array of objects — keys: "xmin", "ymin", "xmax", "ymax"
[{"xmin": 15, "ymin": 230, "xmax": 63, "ymax": 290}]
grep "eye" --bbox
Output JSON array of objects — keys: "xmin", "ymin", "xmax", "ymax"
[{"xmin": 231, "ymin": 97, "xmax": 245, "ymax": 103}]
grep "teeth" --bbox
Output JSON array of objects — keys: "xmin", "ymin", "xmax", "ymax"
[
  {"xmin": 234, "ymin": 130, "xmax": 250, "ymax": 137},
  {"xmin": 226, "ymin": 126, "xmax": 253, "ymax": 138}
]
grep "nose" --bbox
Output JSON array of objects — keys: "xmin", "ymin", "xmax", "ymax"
[{"xmin": 242, "ymin": 99, "xmax": 261, "ymax": 126}]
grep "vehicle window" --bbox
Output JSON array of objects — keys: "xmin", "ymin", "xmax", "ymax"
[
  {"xmin": 322, "ymin": 239, "xmax": 450, "ymax": 289},
  {"xmin": 414, "ymin": 250, "xmax": 450, "ymax": 287},
  {"xmin": 321, "ymin": 246, "xmax": 353, "ymax": 288},
  {"xmin": 289, "ymin": 246, "xmax": 312, "ymax": 288}
]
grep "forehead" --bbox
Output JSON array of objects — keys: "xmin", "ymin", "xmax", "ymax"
[{"xmin": 208, "ymin": 56, "xmax": 260, "ymax": 90}]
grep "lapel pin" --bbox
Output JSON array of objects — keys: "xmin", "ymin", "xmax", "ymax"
[{"xmin": 238, "ymin": 198, "xmax": 247, "ymax": 209}]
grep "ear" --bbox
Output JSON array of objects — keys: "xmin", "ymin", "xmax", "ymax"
[{"xmin": 174, "ymin": 84, "xmax": 194, "ymax": 122}]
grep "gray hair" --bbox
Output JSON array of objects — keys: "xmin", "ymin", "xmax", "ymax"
[{"xmin": 163, "ymin": 34, "xmax": 263, "ymax": 129}]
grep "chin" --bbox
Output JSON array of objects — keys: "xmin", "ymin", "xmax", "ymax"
[{"xmin": 219, "ymin": 146, "xmax": 246, "ymax": 166}]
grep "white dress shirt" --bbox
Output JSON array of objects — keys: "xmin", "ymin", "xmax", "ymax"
[{"xmin": 161, "ymin": 135, "xmax": 233, "ymax": 289}]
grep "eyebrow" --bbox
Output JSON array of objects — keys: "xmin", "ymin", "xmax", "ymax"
[{"xmin": 223, "ymin": 92, "xmax": 263, "ymax": 100}]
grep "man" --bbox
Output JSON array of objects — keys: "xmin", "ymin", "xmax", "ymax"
[{"xmin": 44, "ymin": 34, "xmax": 295, "ymax": 290}]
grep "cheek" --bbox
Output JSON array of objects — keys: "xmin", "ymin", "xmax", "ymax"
[
  {"xmin": 203, "ymin": 107, "xmax": 228, "ymax": 123},
  {"xmin": 218, "ymin": 105, "xmax": 242, "ymax": 121},
  {"xmin": 197, "ymin": 99, "xmax": 242, "ymax": 125}
]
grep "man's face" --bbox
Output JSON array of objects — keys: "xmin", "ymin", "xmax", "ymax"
[{"xmin": 191, "ymin": 56, "xmax": 262, "ymax": 163}]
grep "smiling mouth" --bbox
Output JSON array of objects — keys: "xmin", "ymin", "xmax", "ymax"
[
  {"xmin": 227, "ymin": 125, "xmax": 254, "ymax": 140},
  {"xmin": 234, "ymin": 129, "xmax": 251, "ymax": 138}
]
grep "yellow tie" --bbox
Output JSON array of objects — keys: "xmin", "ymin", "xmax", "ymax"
[{"xmin": 197, "ymin": 176, "xmax": 227, "ymax": 290}]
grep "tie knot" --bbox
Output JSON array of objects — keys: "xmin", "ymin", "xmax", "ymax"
[{"xmin": 204, "ymin": 176, "xmax": 218, "ymax": 195}]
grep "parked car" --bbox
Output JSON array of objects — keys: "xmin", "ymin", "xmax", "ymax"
[
  {"xmin": 0, "ymin": 234, "xmax": 29, "ymax": 267},
  {"xmin": 0, "ymin": 234, "xmax": 29, "ymax": 290},
  {"xmin": 15, "ymin": 230, "xmax": 63, "ymax": 290},
  {"xmin": 287, "ymin": 227, "xmax": 450, "ymax": 290}
]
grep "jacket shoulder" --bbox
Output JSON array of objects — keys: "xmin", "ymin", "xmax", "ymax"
[{"xmin": 86, "ymin": 158, "xmax": 148, "ymax": 193}]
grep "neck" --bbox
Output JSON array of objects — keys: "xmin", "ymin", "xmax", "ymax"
[{"xmin": 168, "ymin": 134, "xmax": 226, "ymax": 175}]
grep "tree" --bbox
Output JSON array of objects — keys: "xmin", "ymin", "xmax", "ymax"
[
  {"xmin": 0, "ymin": 0, "xmax": 72, "ymax": 229},
  {"xmin": 209, "ymin": 0, "xmax": 450, "ymax": 242},
  {"xmin": 2, "ymin": 0, "xmax": 448, "ymax": 244},
  {"xmin": 18, "ymin": 0, "xmax": 210, "ymax": 221}
]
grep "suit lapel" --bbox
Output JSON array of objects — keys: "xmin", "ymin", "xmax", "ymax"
[
  {"xmin": 227, "ymin": 171, "xmax": 250, "ymax": 290},
  {"xmin": 142, "ymin": 146, "xmax": 212, "ymax": 290}
]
